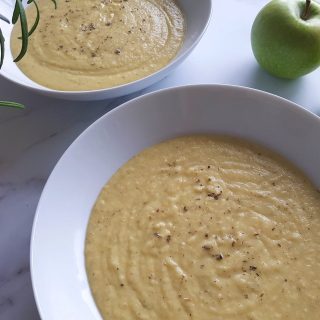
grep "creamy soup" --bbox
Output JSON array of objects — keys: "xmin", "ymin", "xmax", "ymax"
[
  {"xmin": 11, "ymin": 0, "xmax": 184, "ymax": 91},
  {"xmin": 85, "ymin": 135, "xmax": 320, "ymax": 320}
]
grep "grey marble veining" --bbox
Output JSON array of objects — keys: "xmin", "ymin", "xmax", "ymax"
[{"xmin": 0, "ymin": 1, "xmax": 319, "ymax": 319}]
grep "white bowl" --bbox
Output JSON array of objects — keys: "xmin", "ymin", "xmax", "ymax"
[
  {"xmin": 31, "ymin": 84, "xmax": 320, "ymax": 319},
  {"xmin": 0, "ymin": 0, "xmax": 212, "ymax": 101}
]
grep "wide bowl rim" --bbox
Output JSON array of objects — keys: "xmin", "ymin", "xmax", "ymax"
[
  {"xmin": 0, "ymin": 0, "xmax": 213, "ymax": 96},
  {"xmin": 30, "ymin": 84, "xmax": 320, "ymax": 319}
]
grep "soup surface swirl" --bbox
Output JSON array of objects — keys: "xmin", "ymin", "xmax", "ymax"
[
  {"xmin": 86, "ymin": 135, "xmax": 320, "ymax": 319},
  {"xmin": 11, "ymin": 0, "xmax": 184, "ymax": 90}
]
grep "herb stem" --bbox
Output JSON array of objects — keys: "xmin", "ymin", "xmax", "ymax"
[
  {"xmin": 302, "ymin": 0, "xmax": 312, "ymax": 20},
  {"xmin": 0, "ymin": 101, "xmax": 25, "ymax": 109},
  {"xmin": 0, "ymin": 14, "xmax": 10, "ymax": 24},
  {"xmin": 0, "ymin": 27, "xmax": 4, "ymax": 68},
  {"xmin": 13, "ymin": 0, "xmax": 29, "ymax": 62}
]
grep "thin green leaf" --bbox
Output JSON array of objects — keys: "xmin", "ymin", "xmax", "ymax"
[
  {"xmin": 12, "ymin": 0, "xmax": 20, "ymax": 24},
  {"xmin": 19, "ymin": 0, "xmax": 39, "ymax": 38},
  {"xmin": 13, "ymin": 0, "xmax": 29, "ymax": 62},
  {"xmin": 51, "ymin": 0, "xmax": 57, "ymax": 10},
  {"xmin": 0, "ymin": 27, "xmax": 4, "ymax": 68},
  {"xmin": 0, "ymin": 14, "xmax": 10, "ymax": 24},
  {"xmin": 0, "ymin": 101, "xmax": 25, "ymax": 109}
]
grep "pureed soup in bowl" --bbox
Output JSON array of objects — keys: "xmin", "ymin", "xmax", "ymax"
[
  {"xmin": 2, "ymin": 0, "xmax": 211, "ymax": 100},
  {"xmin": 31, "ymin": 85, "xmax": 320, "ymax": 319},
  {"xmin": 11, "ymin": 0, "xmax": 185, "ymax": 91},
  {"xmin": 85, "ymin": 135, "xmax": 320, "ymax": 319}
]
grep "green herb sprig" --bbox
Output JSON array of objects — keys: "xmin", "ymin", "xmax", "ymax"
[
  {"xmin": 0, "ymin": 100, "xmax": 25, "ymax": 108},
  {"xmin": 0, "ymin": 0, "xmax": 56, "ymax": 109}
]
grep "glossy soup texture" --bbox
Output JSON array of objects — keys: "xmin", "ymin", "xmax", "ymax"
[
  {"xmin": 86, "ymin": 135, "xmax": 320, "ymax": 320},
  {"xmin": 11, "ymin": 0, "xmax": 185, "ymax": 90}
]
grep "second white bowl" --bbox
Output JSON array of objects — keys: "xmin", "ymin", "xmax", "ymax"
[{"xmin": 0, "ymin": 0, "xmax": 212, "ymax": 100}]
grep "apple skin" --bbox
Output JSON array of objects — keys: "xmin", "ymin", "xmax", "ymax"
[{"xmin": 251, "ymin": 0, "xmax": 320, "ymax": 79}]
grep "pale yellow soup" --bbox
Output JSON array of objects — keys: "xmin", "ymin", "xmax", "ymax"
[
  {"xmin": 11, "ymin": 0, "xmax": 184, "ymax": 91},
  {"xmin": 85, "ymin": 135, "xmax": 320, "ymax": 320}
]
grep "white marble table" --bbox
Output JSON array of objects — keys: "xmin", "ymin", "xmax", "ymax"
[{"xmin": 0, "ymin": 0, "xmax": 319, "ymax": 319}]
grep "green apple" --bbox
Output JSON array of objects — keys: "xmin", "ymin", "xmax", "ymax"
[{"xmin": 251, "ymin": 0, "xmax": 320, "ymax": 79}]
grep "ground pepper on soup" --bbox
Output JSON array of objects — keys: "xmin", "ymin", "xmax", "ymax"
[
  {"xmin": 11, "ymin": 0, "xmax": 185, "ymax": 90},
  {"xmin": 86, "ymin": 135, "xmax": 320, "ymax": 320}
]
